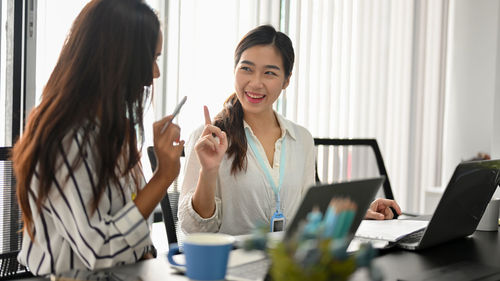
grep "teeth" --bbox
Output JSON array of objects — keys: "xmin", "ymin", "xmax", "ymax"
[{"xmin": 246, "ymin": 92, "xmax": 264, "ymax": 99}]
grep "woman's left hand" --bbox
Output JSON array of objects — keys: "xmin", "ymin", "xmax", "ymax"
[{"xmin": 365, "ymin": 198, "xmax": 402, "ymax": 220}]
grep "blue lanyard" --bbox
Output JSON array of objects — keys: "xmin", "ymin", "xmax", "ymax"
[{"xmin": 245, "ymin": 128, "xmax": 286, "ymax": 213}]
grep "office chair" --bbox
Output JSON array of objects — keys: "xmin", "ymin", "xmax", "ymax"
[
  {"xmin": 313, "ymin": 138, "xmax": 416, "ymax": 218},
  {"xmin": 146, "ymin": 146, "xmax": 184, "ymax": 246},
  {"xmin": 0, "ymin": 147, "xmax": 33, "ymax": 280}
]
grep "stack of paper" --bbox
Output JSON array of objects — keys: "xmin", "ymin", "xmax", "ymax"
[{"xmin": 354, "ymin": 220, "xmax": 429, "ymax": 242}]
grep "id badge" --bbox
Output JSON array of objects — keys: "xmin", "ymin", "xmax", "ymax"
[{"xmin": 270, "ymin": 211, "xmax": 286, "ymax": 232}]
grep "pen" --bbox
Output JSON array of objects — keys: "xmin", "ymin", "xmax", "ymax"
[{"xmin": 160, "ymin": 96, "xmax": 187, "ymax": 134}]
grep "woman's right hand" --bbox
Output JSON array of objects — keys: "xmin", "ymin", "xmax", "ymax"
[
  {"xmin": 194, "ymin": 106, "xmax": 228, "ymax": 173},
  {"xmin": 134, "ymin": 116, "xmax": 184, "ymax": 219},
  {"xmin": 153, "ymin": 115, "xmax": 185, "ymax": 184},
  {"xmin": 365, "ymin": 198, "xmax": 402, "ymax": 220}
]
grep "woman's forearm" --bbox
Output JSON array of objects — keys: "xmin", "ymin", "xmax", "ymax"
[
  {"xmin": 191, "ymin": 168, "xmax": 218, "ymax": 218},
  {"xmin": 134, "ymin": 173, "xmax": 173, "ymax": 219}
]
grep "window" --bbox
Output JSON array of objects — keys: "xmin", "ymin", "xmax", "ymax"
[
  {"xmin": 1, "ymin": 0, "xmax": 23, "ymax": 255},
  {"xmin": 34, "ymin": 1, "xmax": 90, "ymax": 104},
  {"xmin": 1, "ymin": 1, "xmax": 15, "ymax": 147}
]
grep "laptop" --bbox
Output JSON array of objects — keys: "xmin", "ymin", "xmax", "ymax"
[
  {"xmin": 357, "ymin": 159, "xmax": 500, "ymax": 251},
  {"xmin": 226, "ymin": 177, "xmax": 384, "ymax": 281}
]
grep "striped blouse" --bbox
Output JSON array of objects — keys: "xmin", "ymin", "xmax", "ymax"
[{"xmin": 17, "ymin": 124, "xmax": 153, "ymax": 276}]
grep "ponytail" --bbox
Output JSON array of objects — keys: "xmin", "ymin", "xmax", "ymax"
[{"xmin": 214, "ymin": 93, "xmax": 247, "ymax": 174}]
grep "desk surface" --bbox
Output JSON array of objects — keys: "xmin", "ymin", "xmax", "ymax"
[
  {"xmin": 369, "ymin": 228, "xmax": 500, "ymax": 280},
  {"xmin": 27, "ymin": 227, "xmax": 500, "ymax": 281}
]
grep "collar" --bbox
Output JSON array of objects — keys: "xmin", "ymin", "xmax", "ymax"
[{"xmin": 243, "ymin": 111, "xmax": 297, "ymax": 141}]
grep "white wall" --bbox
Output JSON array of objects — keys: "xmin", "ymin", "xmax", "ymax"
[
  {"xmin": 442, "ymin": 0, "xmax": 500, "ymax": 186},
  {"xmin": 423, "ymin": 0, "xmax": 500, "ymax": 213}
]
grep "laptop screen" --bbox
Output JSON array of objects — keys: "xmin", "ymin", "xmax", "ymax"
[
  {"xmin": 419, "ymin": 160, "xmax": 500, "ymax": 248},
  {"xmin": 285, "ymin": 177, "xmax": 384, "ymax": 241}
]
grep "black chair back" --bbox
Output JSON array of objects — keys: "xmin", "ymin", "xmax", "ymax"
[
  {"xmin": 313, "ymin": 138, "xmax": 417, "ymax": 218},
  {"xmin": 313, "ymin": 138, "xmax": 395, "ymax": 200},
  {"xmin": 0, "ymin": 147, "xmax": 32, "ymax": 279},
  {"xmin": 147, "ymin": 146, "xmax": 184, "ymax": 246}
]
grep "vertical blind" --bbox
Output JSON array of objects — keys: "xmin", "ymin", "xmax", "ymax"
[{"xmin": 280, "ymin": 0, "xmax": 448, "ymax": 212}]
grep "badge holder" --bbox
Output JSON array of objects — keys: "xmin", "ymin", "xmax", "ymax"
[{"xmin": 271, "ymin": 211, "xmax": 286, "ymax": 232}]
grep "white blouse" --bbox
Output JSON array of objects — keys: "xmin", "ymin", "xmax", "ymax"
[{"xmin": 178, "ymin": 113, "xmax": 315, "ymax": 236}]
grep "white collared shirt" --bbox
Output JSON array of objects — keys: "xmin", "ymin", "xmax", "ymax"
[{"xmin": 178, "ymin": 112, "xmax": 315, "ymax": 236}]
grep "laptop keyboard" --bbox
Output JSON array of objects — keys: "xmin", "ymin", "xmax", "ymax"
[
  {"xmin": 227, "ymin": 258, "xmax": 271, "ymax": 281},
  {"xmin": 398, "ymin": 228, "xmax": 425, "ymax": 244}
]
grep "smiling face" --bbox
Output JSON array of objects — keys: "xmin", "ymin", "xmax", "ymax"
[{"xmin": 234, "ymin": 44, "xmax": 290, "ymax": 117}]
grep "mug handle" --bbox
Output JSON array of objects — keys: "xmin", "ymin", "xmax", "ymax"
[{"xmin": 167, "ymin": 243, "xmax": 185, "ymax": 267}]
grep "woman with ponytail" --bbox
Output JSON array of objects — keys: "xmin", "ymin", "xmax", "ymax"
[{"xmin": 179, "ymin": 25, "xmax": 401, "ymax": 236}]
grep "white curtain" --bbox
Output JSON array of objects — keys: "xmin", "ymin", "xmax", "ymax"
[{"xmin": 281, "ymin": 0, "xmax": 449, "ymax": 213}]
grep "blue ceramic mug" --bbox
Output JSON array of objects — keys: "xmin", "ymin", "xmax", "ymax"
[{"xmin": 167, "ymin": 233, "xmax": 235, "ymax": 281}]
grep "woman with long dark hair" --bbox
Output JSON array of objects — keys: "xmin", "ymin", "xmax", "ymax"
[
  {"xmin": 12, "ymin": 0, "xmax": 184, "ymax": 275},
  {"xmin": 179, "ymin": 25, "xmax": 401, "ymax": 236}
]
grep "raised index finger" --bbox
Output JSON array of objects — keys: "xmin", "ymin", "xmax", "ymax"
[{"xmin": 204, "ymin": 105, "xmax": 212, "ymax": 125}]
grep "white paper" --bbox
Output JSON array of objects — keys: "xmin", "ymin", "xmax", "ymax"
[
  {"xmin": 354, "ymin": 219, "xmax": 429, "ymax": 242},
  {"xmin": 348, "ymin": 237, "xmax": 391, "ymax": 252}
]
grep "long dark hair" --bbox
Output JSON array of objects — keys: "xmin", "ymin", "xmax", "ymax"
[
  {"xmin": 13, "ymin": 0, "xmax": 160, "ymax": 239},
  {"xmin": 213, "ymin": 25, "xmax": 294, "ymax": 174}
]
